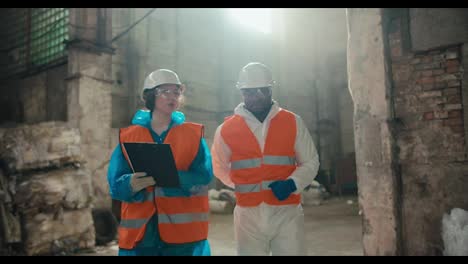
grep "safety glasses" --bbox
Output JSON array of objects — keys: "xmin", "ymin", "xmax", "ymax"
[
  {"xmin": 156, "ymin": 88, "xmax": 183, "ymax": 98},
  {"xmin": 240, "ymin": 87, "xmax": 271, "ymax": 98}
]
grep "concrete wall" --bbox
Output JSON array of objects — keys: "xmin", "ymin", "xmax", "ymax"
[
  {"xmin": 347, "ymin": 8, "xmax": 400, "ymax": 255},
  {"xmin": 67, "ymin": 8, "xmax": 114, "ymax": 209},
  {"xmin": 386, "ymin": 8, "xmax": 468, "ymax": 255},
  {"xmin": 0, "ymin": 80, "xmax": 20, "ymax": 125},
  {"xmin": 272, "ymin": 8, "xmax": 351, "ymax": 172},
  {"xmin": 111, "ymin": 8, "xmax": 352, "ymax": 182},
  {"xmin": 0, "ymin": 65, "xmax": 67, "ymax": 126},
  {"xmin": 339, "ymin": 86, "xmax": 355, "ymax": 155},
  {"xmin": 409, "ymin": 8, "xmax": 468, "ymax": 52},
  {"xmin": 111, "ymin": 8, "xmax": 133, "ymax": 129}
]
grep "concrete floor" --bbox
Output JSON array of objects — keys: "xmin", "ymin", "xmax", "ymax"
[
  {"xmin": 79, "ymin": 195, "xmax": 362, "ymax": 256},
  {"xmin": 209, "ymin": 195, "xmax": 363, "ymax": 256},
  {"xmin": 302, "ymin": 195, "xmax": 362, "ymax": 256}
]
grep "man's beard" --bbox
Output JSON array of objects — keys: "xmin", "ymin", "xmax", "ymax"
[{"xmin": 245, "ymin": 101, "xmax": 273, "ymax": 122}]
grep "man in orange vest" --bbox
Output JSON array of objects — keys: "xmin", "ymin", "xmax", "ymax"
[
  {"xmin": 211, "ymin": 62, "xmax": 320, "ymax": 255},
  {"xmin": 107, "ymin": 69, "xmax": 213, "ymax": 256}
]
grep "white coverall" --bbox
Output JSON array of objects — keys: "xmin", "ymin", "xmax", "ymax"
[{"xmin": 211, "ymin": 101, "xmax": 320, "ymax": 256}]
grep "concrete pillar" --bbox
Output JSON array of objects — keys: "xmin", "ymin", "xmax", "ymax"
[
  {"xmin": 346, "ymin": 8, "xmax": 400, "ymax": 255},
  {"xmin": 66, "ymin": 8, "xmax": 114, "ymax": 209}
]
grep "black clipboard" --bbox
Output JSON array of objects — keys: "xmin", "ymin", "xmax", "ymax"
[{"xmin": 123, "ymin": 143, "xmax": 180, "ymax": 188}]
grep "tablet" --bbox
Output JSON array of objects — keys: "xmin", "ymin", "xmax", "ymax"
[{"xmin": 122, "ymin": 143, "xmax": 180, "ymax": 188}]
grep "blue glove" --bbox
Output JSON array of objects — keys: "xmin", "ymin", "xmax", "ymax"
[{"xmin": 268, "ymin": 179, "xmax": 297, "ymax": 201}]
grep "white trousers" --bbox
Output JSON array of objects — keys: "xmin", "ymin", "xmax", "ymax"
[{"xmin": 234, "ymin": 203, "xmax": 306, "ymax": 256}]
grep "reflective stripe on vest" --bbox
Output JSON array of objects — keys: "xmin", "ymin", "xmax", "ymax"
[
  {"xmin": 159, "ymin": 213, "xmax": 209, "ymax": 224},
  {"xmin": 231, "ymin": 156, "xmax": 296, "ymax": 170},
  {"xmin": 263, "ymin": 155, "xmax": 296, "ymax": 166},
  {"xmin": 235, "ymin": 180, "xmax": 276, "ymax": 193},
  {"xmin": 120, "ymin": 218, "xmax": 148, "ymax": 229},
  {"xmin": 231, "ymin": 158, "xmax": 262, "ymax": 170}
]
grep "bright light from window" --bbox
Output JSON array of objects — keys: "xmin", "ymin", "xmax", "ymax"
[{"xmin": 228, "ymin": 8, "xmax": 272, "ymax": 34}]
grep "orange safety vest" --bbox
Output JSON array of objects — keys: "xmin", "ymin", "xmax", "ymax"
[
  {"xmin": 117, "ymin": 123, "xmax": 209, "ymax": 249},
  {"xmin": 221, "ymin": 109, "xmax": 300, "ymax": 207}
]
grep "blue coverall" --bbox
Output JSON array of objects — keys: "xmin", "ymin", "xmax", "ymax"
[{"xmin": 107, "ymin": 110, "xmax": 213, "ymax": 256}]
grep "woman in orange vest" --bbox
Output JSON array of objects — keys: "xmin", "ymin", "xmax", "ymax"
[{"xmin": 107, "ymin": 69, "xmax": 213, "ymax": 256}]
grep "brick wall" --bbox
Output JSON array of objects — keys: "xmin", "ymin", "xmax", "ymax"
[
  {"xmin": 390, "ymin": 32, "xmax": 466, "ymax": 163},
  {"xmin": 386, "ymin": 12, "xmax": 468, "ymax": 255},
  {"xmin": 415, "ymin": 50, "xmax": 463, "ymax": 132}
]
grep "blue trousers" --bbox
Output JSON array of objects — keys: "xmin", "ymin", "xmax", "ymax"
[{"xmin": 118, "ymin": 239, "xmax": 211, "ymax": 256}]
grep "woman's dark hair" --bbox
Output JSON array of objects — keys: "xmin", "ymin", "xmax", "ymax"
[{"xmin": 142, "ymin": 88, "xmax": 156, "ymax": 111}]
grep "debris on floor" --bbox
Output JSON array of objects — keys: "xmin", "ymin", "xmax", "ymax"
[
  {"xmin": 209, "ymin": 189, "xmax": 235, "ymax": 214},
  {"xmin": 442, "ymin": 207, "xmax": 468, "ymax": 256},
  {"xmin": 301, "ymin": 180, "xmax": 329, "ymax": 206}
]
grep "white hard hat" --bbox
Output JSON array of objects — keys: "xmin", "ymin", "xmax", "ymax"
[
  {"xmin": 236, "ymin": 62, "xmax": 275, "ymax": 89},
  {"xmin": 143, "ymin": 69, "xmax": 181, "ymax": 89},
  {"xmin": 141, "ymin": 69, "xmax": 182, "ymax": 100}
]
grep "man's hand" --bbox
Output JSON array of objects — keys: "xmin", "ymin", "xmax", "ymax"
[
  {"xmin": 268, "ymin": 179, "xmax": 297, "ymax": 201},
  {"xmin": 130, "ymin": 172, "xmax": 156, "ymax": 193}
]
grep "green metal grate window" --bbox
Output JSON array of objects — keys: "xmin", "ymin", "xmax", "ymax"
[{"xmin": 0, "ymin": 8, "xmax": 69, "ymax": 78}]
